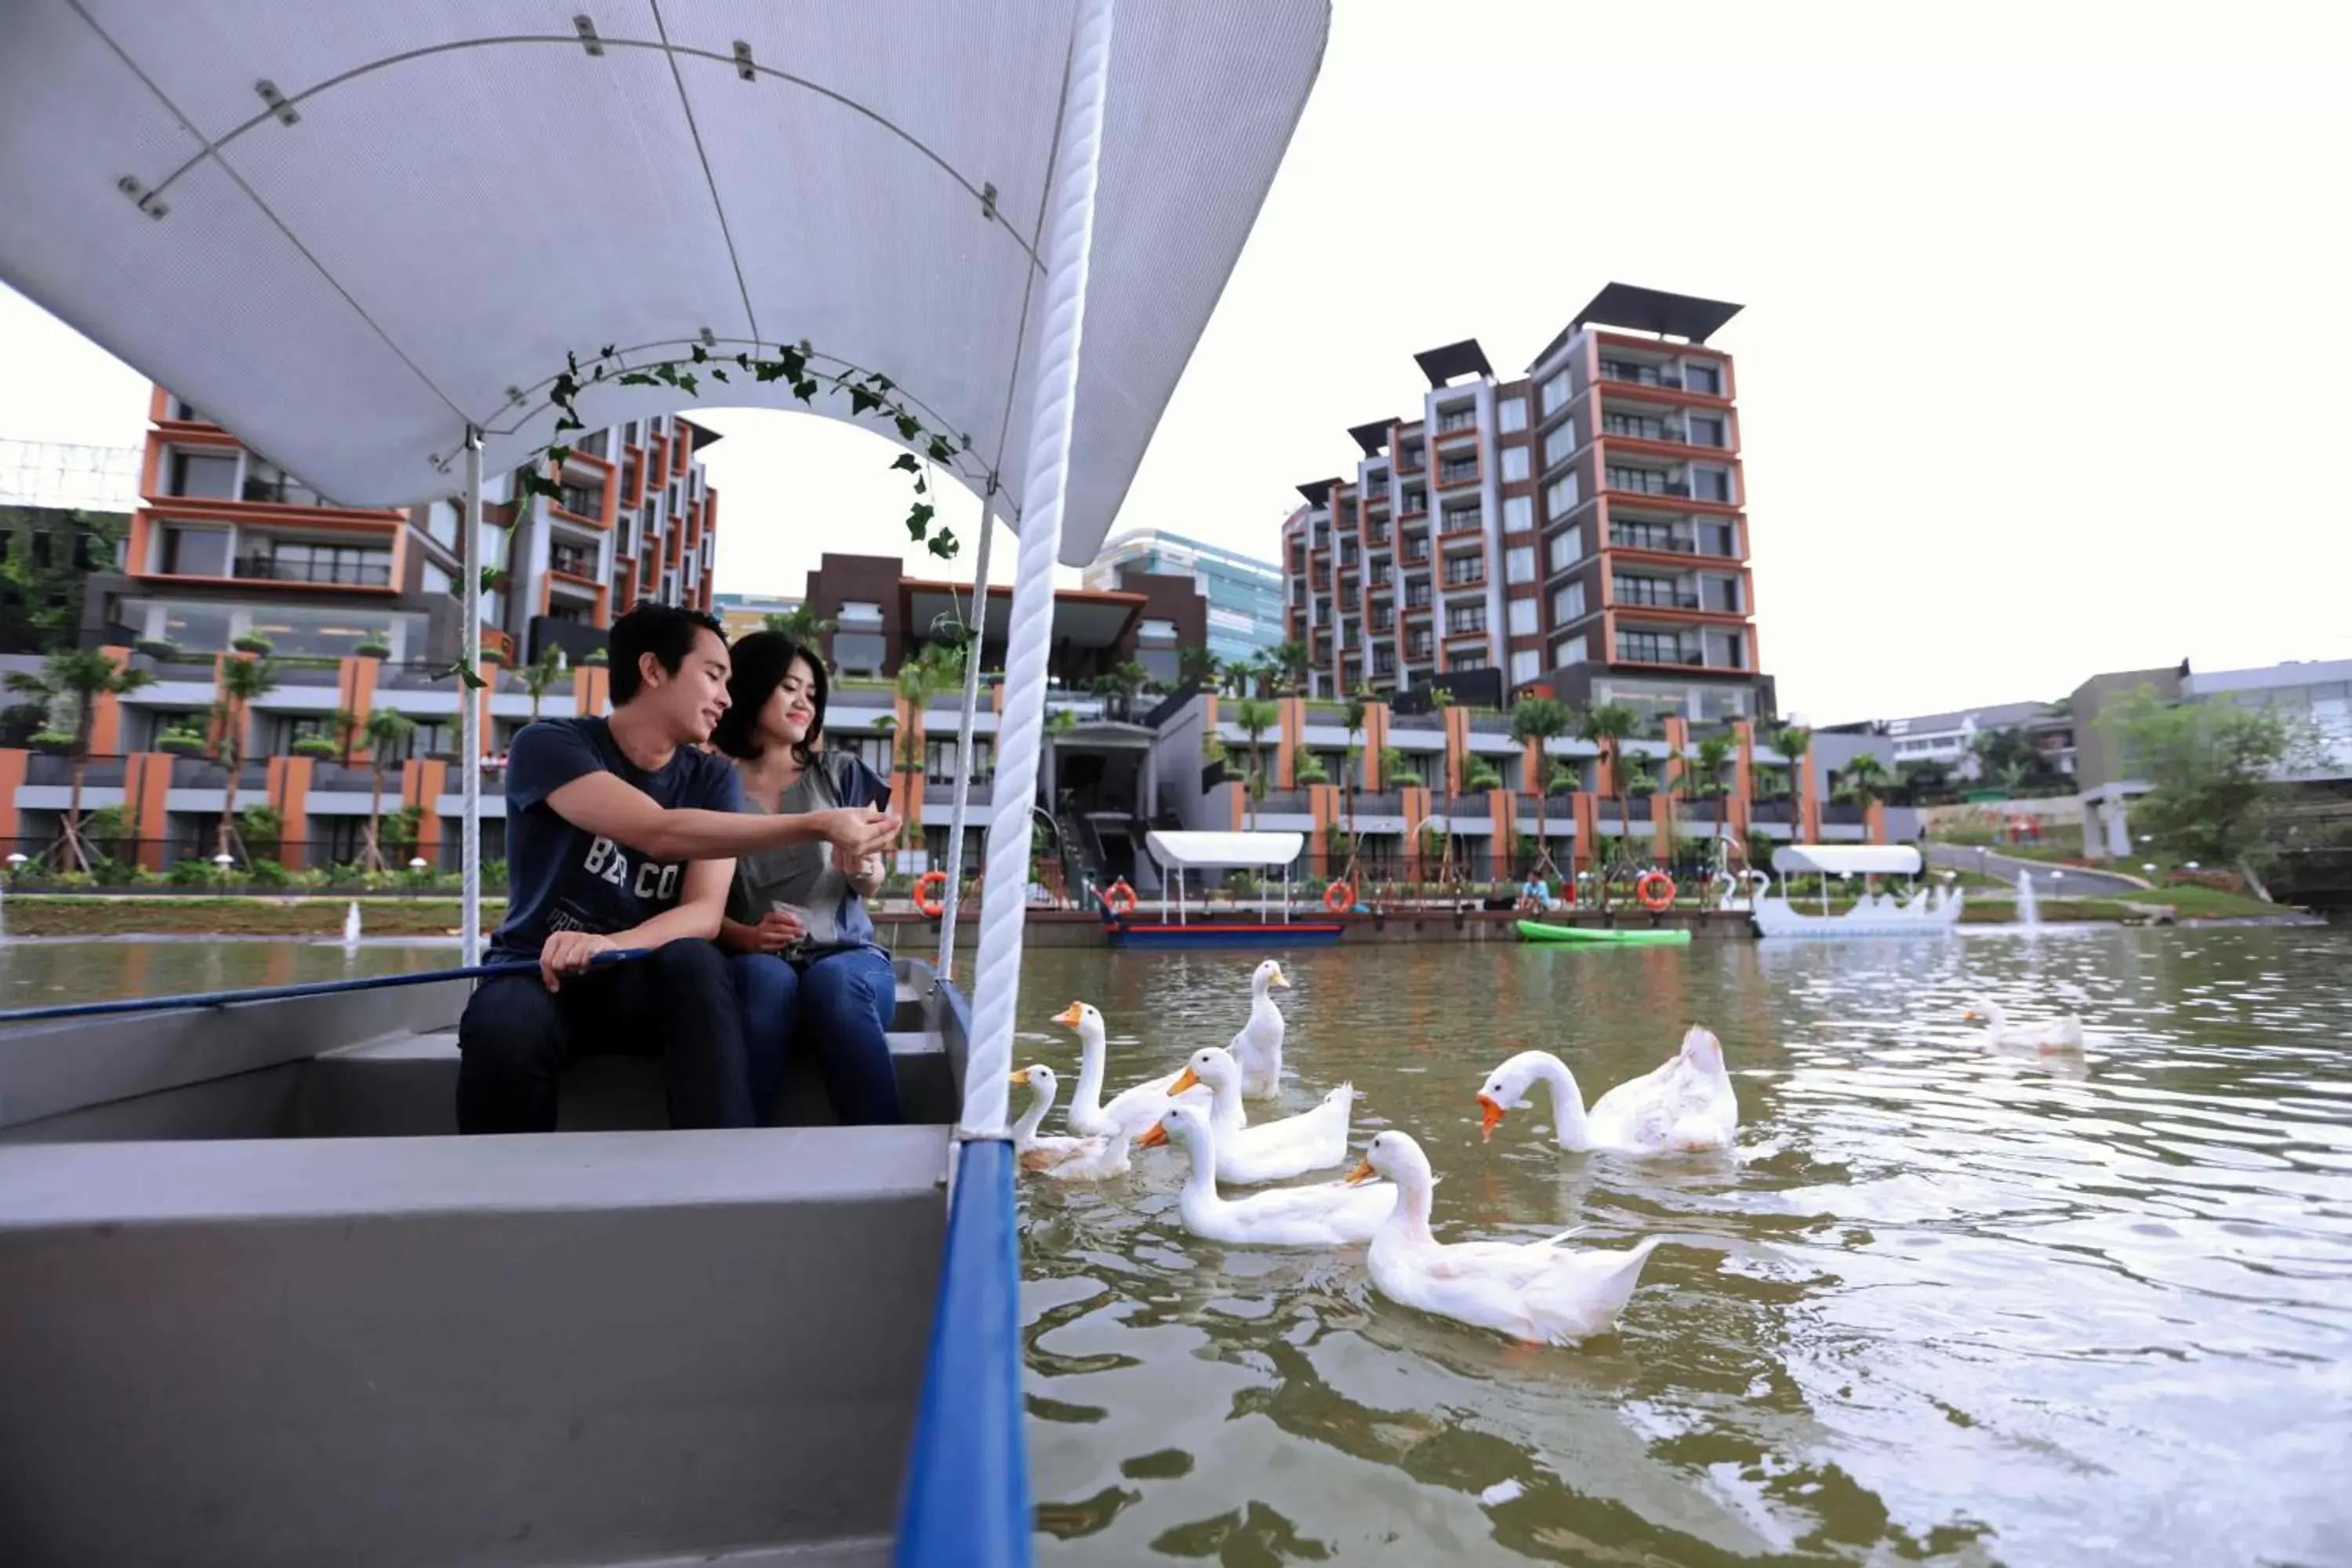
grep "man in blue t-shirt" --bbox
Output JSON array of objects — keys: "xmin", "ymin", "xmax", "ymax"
[{"xmin": 456, "ymin": 603, "xmax": 898, "ymax": 1134}]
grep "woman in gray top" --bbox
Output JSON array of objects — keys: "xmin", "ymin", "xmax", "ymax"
[{"xmin": 712, "ymin": 633, "xmax": 901, "ymax": 1124}]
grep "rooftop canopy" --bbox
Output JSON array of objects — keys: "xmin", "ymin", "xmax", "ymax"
[
  {"xmin": 904, "ymin": 581, "xmax": 1136, "ymax": 648},
  {"xmin": 1295, "ymin": 477, "xmax": 1338, "ymax": 507},
  {"xmin": 1568, "ymin": 282, "xmax": 1744, "ymax": 346},
  {"xmin": 1347, "ymin": 419, "xmax": 1392, "ymax": 457},
  {"xmin": 0, "ymin": 0, "xmax": 1328, "ymax": 568},
  {"xmin": 1147, "ymin": 830, "xmax": 1305, "ymax": 870},
  {"xmin": 1412, "ymin": 338, "xmax": 1493, "ymax": 387},
  {"xmin": 1771, "ymin": 845, "xmax": 1924, "ymax": 877}
]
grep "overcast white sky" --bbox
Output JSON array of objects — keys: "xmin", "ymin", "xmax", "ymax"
[{"xmin": 5, "ymin": 0, "xmax": 2347, "ymax": 723}]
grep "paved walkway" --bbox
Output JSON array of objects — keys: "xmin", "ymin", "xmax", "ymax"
[{"xmin": 1925, "ymin": 842, "xmax": 2150, "ymax": 898}]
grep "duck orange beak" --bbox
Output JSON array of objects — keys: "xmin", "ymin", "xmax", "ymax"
[
  {"xmin": 1343, "ymin": 1159, "xmax": 1377, "ymax": 1185},
  {"xmin": 1054, "ymin": 1002, "xmax": 1084, "ymax": 1027},
  {"xmin": 1168, "ymin": 1066, "xmax": 1203, "ymax": 1096},
  {"xmin": 1962, "ymin": 1008, "xmax": 1980, "ymax": 1022},
  {"xmin": 1010, "ymin": 1069, "xmax": 1032, "ymax": 1086},
  {"xmin": 1136, "ymin": 1123, "xmax": 1169, "ymax": 1149},
  {"xmin": 1478, "ymin": 1093, "xmax": 1505, "ymax": 1141},
  {"xmin": 1269, "ymin": 966, "xmax": 1291, "ymax": 989}
]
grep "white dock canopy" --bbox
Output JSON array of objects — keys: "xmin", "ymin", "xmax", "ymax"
[
  {"xmin": 0, "ymin": 0, "xmax": 1326, "ymax": 568},
  {"xmin": 1147, "ymin": 831, "xmax": 1306, "ymax": 869},
  {"xmin": 1771, "ymin": 845, "xmax": 1924, "ymax": 877}
]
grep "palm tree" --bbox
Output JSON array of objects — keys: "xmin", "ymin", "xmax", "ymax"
[
  {"xmin": 5, "ymin": 649, "xmax": 154, "ymax": 871},
  {"xmin": 764, "ymin": 604, "xmax": 837, "ymax": 662},
  {"xmin": 1231, "ymin": 697, "xmax": 1280, "ymax": 830},
  {"xmin": 361, "ymin": 708, "xmax": 416, "ymax": 871},
  {"xmin": 1092, "ymin": 658, "xmax": 1149, "ymax": 722},
  {"xmin": 519, "ymin": 643, "xmax": 567, "ymax": 724},
  {"xmin": 1178, "ymin": 644, "xmax": 1221, "ymax": 692},
  {"xmin": 1508, "ymin": 695, "xmax": 1572, "ymax": 877},
  {"xmin": 1268, "ymin": 638, "xmax": 1312, "ymax": 697},
  {"xmin": 212, "ymin": 655, "xmax": 279, "ymax": 865},
  {"xmin": 1575, "ymin": 701, "xmax": 1639, "ymax": 910},
  {"xmin": 1693, "ymin": 732, "xmax": 1737, "ymax": 857},
  {"xmin": 1835, "ymin": 750, "xmax": 1891, "ymax": 811},
  {"xmin": 1772, "ymin": 724, "xmax": 1812, "ymax": 822}
]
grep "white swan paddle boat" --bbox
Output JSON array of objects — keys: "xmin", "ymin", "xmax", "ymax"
[{"xmin": 1749, "ymin": 845, "xmax": 1964, "ymax": 939}]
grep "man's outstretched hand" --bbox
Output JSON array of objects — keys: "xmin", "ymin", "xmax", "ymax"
[{"xmin": 815, "ymin": 806, "xmax": 899, "ymax": 861}]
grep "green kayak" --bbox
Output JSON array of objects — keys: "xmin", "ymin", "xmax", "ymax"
[{"xmin": 1516, "ymin": 920, "xmax": 1692, "ymax": 946}]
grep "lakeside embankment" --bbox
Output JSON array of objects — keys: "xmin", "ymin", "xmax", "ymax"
[{"xmin": 0, "ymin": 886, "xmax": 2307, "ymax": 939}]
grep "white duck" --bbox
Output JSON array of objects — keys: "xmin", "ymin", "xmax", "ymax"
[
  {"xmin": 1350, "ymin": 1131, "xmax": 1661, "ymax": 1345},
  {"xmin": 1229, "ymin": 959, "xmax": 1291, "ymax": 1098},
  {"xmin": 1152, "ymin": 1101, "xmax": 1396, "ymax": 1247},
  {"xmin": 1965, "ymin": 998, "xmax": 2085, "ymax": 1053},
  {"xmin": 1139, "ymin": 1045, "xmax": 1355, "ymax": 1184},
  {"xmin": 1058, "ymin": 1000, "xmax": 1189, "ymax": 1138},
  {"xmin": 1008, "ymin": 1065, "xmax": 1129, "ymax": 1179},
  {"xmin": 1477, "ymin": 1026, "xmax": 1738, "ymax": 1156}
]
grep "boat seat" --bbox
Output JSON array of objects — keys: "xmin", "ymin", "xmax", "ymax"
[
  {"xmin": 0, "ymin": 1125, "xmax": 948, "ymax": 1566},
  {"xmin": 298, "ymin": 1023, "xmax": 958, "ymax": 1138}
]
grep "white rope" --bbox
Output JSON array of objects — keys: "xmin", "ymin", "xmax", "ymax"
[
  {"xmin": 937, "ymin": 502, "xmax": 997, "ymax": 978},
  {"xmin": 459, "ymin": 426, "xmax": 484, "ymax": 967},
  {"xmin": 959, "ymin": 0, "xmax": 1116, "ymax": 1137}
]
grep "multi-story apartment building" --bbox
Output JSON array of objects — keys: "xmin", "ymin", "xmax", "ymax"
[
  {"xmin": 1283, "ymin": 284, "xmax": 1771, "ymax": 725},
  {"xmin": 713, "ymin": 591, "xmax": 801, "ymax": 642},
  {"xmin": 1080, "ymin": 528, "xmax": 1285, "ymax": 667},
  {"xmin": 78, "ymin": 387, "xmax": 720, "ymax": 668}
]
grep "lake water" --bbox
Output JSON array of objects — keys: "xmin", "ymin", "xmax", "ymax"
[
  {"xmin": 8, "ymin": 927, "xmax": 2349, "ymax": 1565},
  {"xmin": 1011, "ymin": 928, "xmax": 2352, "ymax": 1566}
]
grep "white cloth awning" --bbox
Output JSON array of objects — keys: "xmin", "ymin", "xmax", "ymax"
[
  {"xmin": 0, "ymin": 1, "xmax": 1327, "ymax": 566},
  {"xmin": 1772, "ymin": 845, "xmax": 1923, "ymax": 877},
  {"xmin": 1147, "ymin": 830, "xmax": 1304, "ymax": 869}
]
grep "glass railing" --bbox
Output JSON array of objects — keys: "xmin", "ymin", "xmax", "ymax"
[
  {"xmin": 1612, "ymin": 579, "xmax": 1699, "ymax": 608},
  {"xmin": 1600, "ymin": 363, "xmax": 1684, "ymax": 390}
]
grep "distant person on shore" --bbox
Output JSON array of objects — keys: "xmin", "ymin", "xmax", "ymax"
[
  {"xmin": 456, "ymin": 604, "xmax": 898, "ymax": 1134},
  {"xmin": 711, "ymin": 632, "xmax": 903, "ymax": 1126},
  {"xmin": 1518, "ymin": 870, "xmax": 1559, "ymax": 913}
]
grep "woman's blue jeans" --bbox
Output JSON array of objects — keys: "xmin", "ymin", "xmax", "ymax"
[{"xmin": 728, "ymin": 946, "xmax": 903, "ymax": 1125}]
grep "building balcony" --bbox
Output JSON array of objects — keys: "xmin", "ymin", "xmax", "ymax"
[
  {"xmin": 1612, "ymin": 579, "xmax": 1702, "ymax": 611},
  {"xmin": 230, "ymin": 554, "xmax": 394, "ymax": 589}
]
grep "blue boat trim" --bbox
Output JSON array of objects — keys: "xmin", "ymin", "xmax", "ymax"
[
  {"xmin": 1108, "ymin": 920, "xmax": 1346, "ymax": 949},
  {"xmin": 895, "ymin": 974, "xmax": 1030, "ymax": 1568}
]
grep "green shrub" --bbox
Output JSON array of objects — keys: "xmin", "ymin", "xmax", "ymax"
[
  {"xmin": 28, "ymin": 730, "xmax": 74, "ymax": 752},
  {"xmin": 291, "ymin": 737, "xmax": 341, "ymax": 760},
  {"xmin": 168, "ymin": 858, "xmax": 219, "ymax": 886},
  {"xmin": 134, "ymin": 639, "xmax": 180, "ymax": 659},
  {"xmin": 246, "ymin": 858, "xmax": 290, "ymax": 887},
  {"xmin": 158, "ymin": 729, "xmax": 208, "ymax": 755},
  {"xmin": 354, "ymin": 640, "xmax": 392, "ymax": 659},
  {"xmin": 231, "ymin": 633, "xmax": 274, "ymax": 655}
]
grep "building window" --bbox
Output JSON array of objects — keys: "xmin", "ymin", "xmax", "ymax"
[
  {"xmin": 1499, "ymin": 446, "xmax": 1530, "ymax": 483},
  {"xmin": 1685, "ymin": 360, "xmax": 1723, "ymax": 396},
  {"xmin": 1507, "ymin": 597, "xmax": 1538, "ymax": 636},
  {"xmin": 1538, "ymin": 371, "xmax": 1570, "ymax": 418},
  {"xmin": 927, "ymin": 736, "xmax": 994, "ymax": 783},
  {"xmin": 1510, "ymin": 649, "xmax": 1541, "ymax": 686},
  {"xmin": 1617, "ymin": 630, "xmax": 1691, "ymax": 665},
  {"xmin": 167, "ymin": 451, "xmax": 238, "ymax": 499},
  {"xmin": 1504, "ymin": 546, "xmax": 1535, "ymax": 585},
  {"xmin": 557, "ymin": 483, "xmax": 604, "ymax": 518},
  {"xmin": 421, "ymin": 560, "xmax": 454, "ymax": 597},
  {"xmin": 1501, "ymin": 495, "xmax": 1534, "ymax": 535},
  {"xmin": 241, "ymin": 459, "xmax": 322, "ymax": 507},
  {"xmin": 1544, "ymin": 472, "xmax": 1580, "ymax": 521},
  {"xmin": 1406, "ymin": 631, "xmax": 1432, "ymax": 659},
  {"xmin": 1451, "ymin": 650, "xmax": 1489, "ymax": 672},
  {"xmin": 1552, "ymin": 580, "xmax": 1586, "ymax": 622},
  {"xmin": 1694, "ymin": 466, "xmax": 1733, "ymax": 503},
  {"xmin": 426, "ymin": 500, "xmax": 459, "ymax": 552},
  {"xmin": 1438, "ymin": 452, "xmax": 1479, "ymax": 484},
  {"xmin": 1442, "ymin": 553, "xmax": 1483, "ymax": 586},
  {"xmin": 1497, "ymin": 397, "xmax": 1527, "ymax": 434},
  {"xmin": 549, "ymin": 541, "xmax": 595, "ymax": 578},
  {"xmin": 1445, "ymin": 604, "xmax": 1486, "ymax": 635},
  {"xmin": 1436, "ymin": 402, "xmax": 1476, "ymax": 434},
  {"xmin": 160, "ymin": 524, "xmax": 231, "ymax": 577},
  {"xmin": 1547, "ymin": 526, "xmax": 1583, "ymax": 574},
  {"xmin": 1441, "ymin": 502, "xmax": 1481, "ymax": 534},
  {"xmin": 257, "ymin": 540, "xmax": 392, "ymax": 586},
  {"xmin": 1703, "ymin": 575, "xmax": 1743, "ymax": 612},
  {"xmin": 1688, "ymin": 416, "xmax": 1726, "ymax": 448},
  {"xmin": 1552, "ymin": 633, "xmax": 1588, "ymax": 668},
  {"xmin": 1399, "ymin": 485, "xmax": 1426, "ymax": 515},
  {"xmin": 1541, "ymin": 421, "xmax": 1577, "ymax": 470}
]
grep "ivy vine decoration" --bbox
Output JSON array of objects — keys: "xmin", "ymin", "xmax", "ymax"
[{"xmin": 439, "ymin": 341, "xmax": 976, "ymax": 688}]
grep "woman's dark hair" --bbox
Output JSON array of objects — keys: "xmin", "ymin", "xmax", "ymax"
[{"xmin": 713, "ymin": 631, "xmax": 826, "ymax": 766}]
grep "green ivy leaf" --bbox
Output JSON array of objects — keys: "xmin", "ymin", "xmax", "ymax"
[
  {"xmin": 676, "ymin": 372, "xmax": 699, "ymax": 396},
  {"xmin": 848, "ymin": 386, "xmax": 880, "ymax": 416},
  {"xmin": 792, "ymin": 378, "xmax": 818, "ymax": 401},
  {"xmin": 690, "ymin": 343, "xmax": 709, "ymax": 363},
  {"xmin": 598, "ymin": 344, "xmax": 616, "ymax": 360},
  {"xmin": 735, "ymin": 353, "xmax": 751, "ymax": 369},
  {"xmin": 547, "ymin": 446, "xmax": 572, "ymax": 466},
  {"xmin": 890, "ymin": 452, "xmax": 920, "ymax": 473},
  {"xmin": 894, "ymin": 413, "xmax": 921, "ymax": 441},
  {"xmin": 778, "ymin": 347, "xmax": 807, "ymax": 382},
  {"xmin": 925, "ymin": 435, "xmax": 955, "ymax": 463},
  {"xmin": 906, "ymin": 501, "xmax": 935, "ymax": 535},
  {"xmin": 709, "ymin": 366, "xmax": 729, "ymax": 383},
  {"xmin": 618, "ymin": 372, "xmax": 658, "ymax": 387},
  {"xmin": 927, "ymin": 528, "xmax": 958, "ymax": 559}
]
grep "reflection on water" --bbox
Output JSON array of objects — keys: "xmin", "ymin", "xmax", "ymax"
[
  {"xmin": 1015, "ymin": 929, "xmax": 2352, "ymax": 1566},
  {"xmin": 0, "ymin": 937, "xmax": 460, "ymax": 1009}
]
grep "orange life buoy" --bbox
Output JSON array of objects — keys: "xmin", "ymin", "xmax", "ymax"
[
  {"xmin": 1102, "ymin": 878, "xmax": 1138, "ymax": 917},
  {"xmin": 1323, "ymin": 880, "xmax": 1355, "ymax": 914},
  {"xmin": 913, "ymin": 869, "xmax": 949, "ymax": 918},
  {"xmin": 1636, "ymin": 869, "xmax": 1676, "ymax": 912}
]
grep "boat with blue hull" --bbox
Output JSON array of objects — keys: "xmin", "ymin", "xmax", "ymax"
[{"xmin": 0, "ymin": 1, "xmax": 1330, "ymax": 1561}]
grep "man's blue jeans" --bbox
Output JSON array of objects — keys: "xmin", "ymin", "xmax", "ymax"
[{"xmin": 728, "ymin": 946, "xmax": 904, "ymax": 1125}]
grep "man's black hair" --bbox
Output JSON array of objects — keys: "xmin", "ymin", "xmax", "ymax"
[
  {"xmin": 713, "ymin": 631, "xmax": 827, "ymax": 767},
  {"xmin": 607, "ymin": 602, "xmax": 726, "ymax": 705}
]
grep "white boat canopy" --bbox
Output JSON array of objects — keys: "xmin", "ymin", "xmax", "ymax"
[
  {"xmin": 1771, "ymin": 845, "xmax": 1924, "ymax": 877},
  {"xmin": 0, "ymin": 0, "xmax": 1325, "ymax": 568},
  {"xmin": 1147, "ymin": 831, "xmax": 1305, "ymax": 870}
]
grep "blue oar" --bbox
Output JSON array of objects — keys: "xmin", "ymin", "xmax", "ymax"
[{"xmin": 0, "ymin": 948, "xmax": 649, "ymax": 1026}]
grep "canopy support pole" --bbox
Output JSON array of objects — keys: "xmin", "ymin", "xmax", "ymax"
[
  {"xmin": 937, "ymin": 499, "xmax": 997, "ymax": 980},
  {"xmin": 960, "ymin": 0, "xmax": 1116, "ymax": 1138},
  {"xmin": 459, "ymin": 426, "xmax": 485, "ymax": 967}
]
